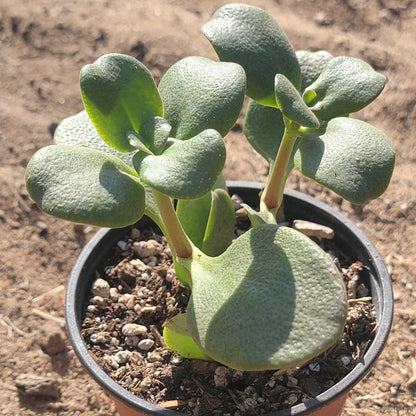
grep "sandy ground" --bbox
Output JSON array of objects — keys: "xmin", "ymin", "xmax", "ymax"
[{"xmin": 1, "ymin": 0, "xmax": 415, "ymax": 415}]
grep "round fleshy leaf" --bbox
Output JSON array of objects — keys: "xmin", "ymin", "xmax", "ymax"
[
  {"xmin": 294, "ymin": 117, "xmax": 395, "ymax": 204},
  {"xmin": 304, "ymin": 56, "xmax": 386, "ymax": 120},
  {"xmin": 26, "ymin": 145, "xmax": 145, "ymax": 227},
  {"xmin": 158, "ymin": 56, "xmax": 246, "ymax": 140},
  {"xmin": 54, "ymin": 110, "xmax": 136, "ymax": 167},
  {"xmin": 182, "ymin": 224, "xmax": 347, "ymax": 371},
  {"xmin": 296, "ymin": 50, "xmax": 333, "ymax": 93},
  {"xmin": 80, "ymin": 53, "xmax": 163, "ymax": 152},
  {"xmin": 133, "ymin": 129, "xmax": 225, "ymax": 199},
  {"xmin": 139, "ymin": 116, "xmax": 171, "ymax": 154},
  {"xmin": 243, "ymin": 99, "xmax": 286, "ymax": 165},
  {"xmin": 163, "ymin": 314, "xmax": 212, "ymax": 361},
  {"xmin": 201, "ymin": 188, "xmax": 235, "ymax": 256},
  {"xmin": 274, "ymin": 74, "xmax": 319, "ymax": 128},
  {"xmin": 177, "ymin": 192, "xmax": 212, "ymax": 251},
  {"xmin": 202, "ymin": 3, "xmax": 301, "ymax": 107},
  {"xmin": 177, "ymin": 188, "xmax": 235, "ymax": 257}
]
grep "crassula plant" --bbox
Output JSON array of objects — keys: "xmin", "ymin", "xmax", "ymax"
[{"xmin": 25, "ymin": 3, "xmax": 395, "ymax": 372}]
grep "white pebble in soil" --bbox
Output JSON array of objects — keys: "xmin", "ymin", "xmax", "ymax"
[
  {"xmin": 138, "ymin": 338, "xmax": 154, "ymax": 351},
  {"xmin": 122, "ymin": 323, "xmax": 147, "ymax": 336},
  {"xmin": 91, "ymin": 278, "xmax": 111, "ymax": 298},
  {"xmin": 125, "ymin": 335, "xmax": 140, "ymax": 347},
  {"xmin": 114, "ymin": 350, "xmax": 131, "ymax": 364},
  {"xmin": 90, "ymin": 333, "xmax": 108, "ymax": 344},
  {"xmin": 103, "ymin": 355, "xmax": 120, "ymax": 370},
  {"xmin": 133, "ymin": 240, "xmax": 163, "ymax": 258},
  {"xmin": 308, "ymin": 362, "xmax": 321, "ymax": 372},
  {"xmin": 119, "ymin": 293, "xmax": 136, "ymax": 309}
]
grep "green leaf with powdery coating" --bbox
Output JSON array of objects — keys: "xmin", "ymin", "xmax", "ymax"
[
  {"xmin": 139, "ymin": 116, "xmax": 171, "ymax": 154},
  {"xmin": 201, "ymin": 188, "xmax": 235, "ymax": 256},
  {"xmin": 296, "ymin": 50, "xmax": 333, "ymax": 93},
  {"xmin": 274, "ymin": 74, "xmax": 319, "ymax": 128},
  {"xmin": 54, "ymin": 110, "xmax": 136, "ymax": 167},
  {"xmin": 158, "ymin": 56, "xmax": 246, "ymax": 140},
  {"xmin": 202, "ymin": 3, "xmax": 301, "ymax": 107},
  {"xmin": 164, "ymin": 314, "xmax": 212, "ymax": 361},
  {"xmin": 25, "ymin": 145, "xmax": 145, "ymax": 228},
  {"xmin": 177, "ymin": 188, "xmax": 235, "ymax": 256},
  {"xmin": 244, "ymin": 99, "xmax": 293, "ymax": 168},
  {"xmin": 54, "ymin": 111, "xmax": 164, "ymax": 223},
  {"xmin": 133, "ymin": 129, "xmax": 226, "ymax": 200},
  {"xmin": 80, "ymin": 53, "xmax": 163, "ymax": 153},
  {"xmin": 294, "ymin": 118, "xmax": 395, "ymax": 204},
  {"xmin": 182, "ymin": 224, "xmax": 347, "ymax": 371},
  {"xmin": 177, "ymin": 192, "xmax": 212, "ymax": 251},
  {"xmin": 304, "ymin": 56, "xmax": 386, "ymax": 120}
]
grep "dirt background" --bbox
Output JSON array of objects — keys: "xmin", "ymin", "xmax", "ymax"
[{"xmin": 1, "ymin": 0, "xmax": 415, "ymax": 415}]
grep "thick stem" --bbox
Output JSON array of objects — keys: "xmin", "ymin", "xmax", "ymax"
[
  {"xmin": 261, "ymin": 125, "xmax": 298, "ymax": 211},
  {"xmin": 152, "ymin": 189, "xmax": 193, "ymax": 259}
]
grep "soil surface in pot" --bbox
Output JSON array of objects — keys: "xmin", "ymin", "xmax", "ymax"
[{"xmin": 81, "ymin": 206, "xmax": 376, "ymax": 416}]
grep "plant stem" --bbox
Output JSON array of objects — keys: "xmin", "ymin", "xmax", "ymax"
[
  {"xmin": 152, "ymin": 189, "xmax": 193, "ymax": 259},
  {"xmin": 261, "ymin": 123, "xmax": 299, "ymax": 211}
]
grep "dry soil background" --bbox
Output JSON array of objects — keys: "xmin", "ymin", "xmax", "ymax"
[{"xmin": 1, "ymin": 0, "xmax": 416, "ymax": 415}]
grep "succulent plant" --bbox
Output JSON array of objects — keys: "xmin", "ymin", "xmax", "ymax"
[{"xmin": 26, "ymin": 3, "xmax": 394, "ymax": 371}]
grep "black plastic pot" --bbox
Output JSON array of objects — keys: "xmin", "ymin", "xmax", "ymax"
[{"xmin": 65, "ymin": 181, "xmax": 393, "ymax": 416}]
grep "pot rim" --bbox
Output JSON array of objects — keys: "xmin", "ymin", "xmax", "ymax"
[{"xmin": 65, "ymin": 181, "xmax": 393, "ymax": 416}]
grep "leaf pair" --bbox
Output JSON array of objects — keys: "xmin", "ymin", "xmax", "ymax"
[
  {"xmin": 166, "ymin": 223, "xmax": 347, "ymax": 370},
  {"xmin": 26, "ymin": 54, "xmax": 246, "ymax": 228},
  {"xmin": 243, "ymin": 52, "xmax": 394, "ymax": 204},
  {"xmin": 202, "ymin": 3, "xmax": 394, "ymax": 204}
]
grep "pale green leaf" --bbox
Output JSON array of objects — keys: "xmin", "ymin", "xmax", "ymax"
[
  {"xmin": 177, "ymin": 192, "xmax": 212, "ymax": 250},
  {"xmin": 244, "ymin": 99, "xmax": 295, "ymax": 168},
  {"xmin": 240, "ymin": 203, "xmax": 277, "ymax": 226},
  {"xmin": 274, "ymin": 73, "xmax": 319, "ymax": 128},
  {"xmin": 304, "ymin": 56, "xmax": 386, "ymax": 120},
  {"xmin": 163, "ymin": 314, "xmax": 212, "ymax": 361},
  {"xmin": 158, "ymin": 56, "xmax": 246, "ymax": 140},
  {"xmin": 139, "ymin": 116, "xmax": 171, "ymax": 154},
  {"xmin": 202, "ymin": 188, "xmax": 235, "ymax": 256},
  {"xmin": 296, "ymin": 50, "xmax": 333, "ymax": 93},
  {"xmin": 133, "ymin": 129, "xmax": 226, "ymax": 199},
  {"xmin": 181, "ymin": 225, "xmax": 347, "ymax": 371},
  {"xmin": 80, "ymin": 53, "xmax": 162, "ymax": 152},
  {"xmin": 294, "ymin": 118, "xmax": 395, "ymax": 204},
  {"xmin": 25, "ymin": 145, "xmax": 145, "ymax": 227},
  {"xmin": 54, "ymin": 110, "xmax": 136, "ymax": 167},
  {"xmin": 202, "ymin": 3, "xmax": 301, "ymax": 107}
]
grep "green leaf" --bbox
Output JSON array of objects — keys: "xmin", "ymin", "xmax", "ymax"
[
  {"xmin": 80, "ymin": 53, "xmax": 163, "ymax": 153},
  {"xmin": 243, "ymin": 99, "xmax": 288, "ymax": 165},
  {"xmin": 274, "ymin": 74, "xmax": 319, "ymax": 128},
  {"xmin": 296, "ymin": 50, "xmax": 333, "ymax": 93},
  {"xmin": 54, "ymin": 110, "xmax": 136, "ymax": 167},
  {"xmin": 294, "ymin": 118, "xmax": 395, "ymax": 204},
  {"xmin": 139, "ymin": 116, "xmax": 171, "ymax": 154},
  {"xmin": 304, "ymin": 56, "xmax": 386, "ymax": 120},
  {"xmin": 158, "ymin": 56, "xmax": 246, "ymax": 140},
  {"xmin": 241, "ymin": 203, "xmax": 277, "ymax": 227},
  {"xmin": 25, "ymin": 145, "xmax": 145, "ymax": 227},
  {"xmin": 202, "ymin": 3, "xmax": 301, "ymax": 107},
  {"xmin": 202, "ymin": 188, "xmax": 235, "ymax": 256},
  {"xmin": 177, "ymin": 192, "xmax": 212, "ymax": 250},
  {"xmin": 133, "ymin": 129, "xmax": 226, "ymax": 199},
  {"xmin": 182, "ymin": 224, "xmax": 347, "ymax": 371},
  {"xmin": 163, "ymin": 314, "xmax": 212, "ymax": 361},
  {"xmin": 177, "ymin": 188, "xmax": 235, "ymax": 257}
]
